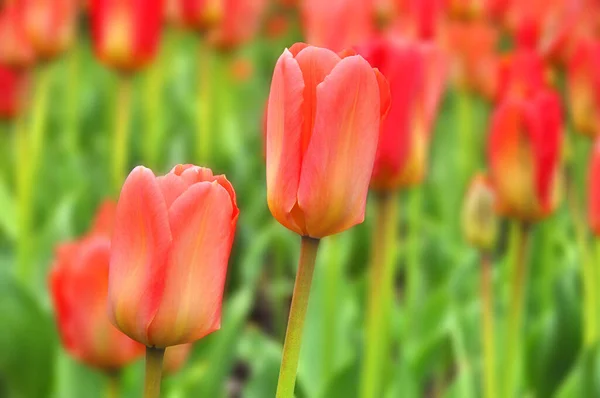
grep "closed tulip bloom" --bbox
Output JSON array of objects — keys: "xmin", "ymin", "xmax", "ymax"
[
  {"xmin": 391, "ymin": 0, "xmax": 445, "ymax": 40},
  {"xmin": 567, "ymin": 39, "xmax": 600, "ymax": 137},
  {"xmin": 0, "ymin": 67, "xmax": 26, "ymax": 121},
  {"xmin": 357, "ymin": 37, "xmax": 447, "ymax": 190},
  {"xmin": 109, "ymin": 164, "xmax": 239, "ymax": 348},
  {"xmin": 488, "ymin": 90, "xmax": 562, "ymax": 221},
  {"xmin": 588, "ymin": 139, "xmax": 600, "ymax": 236},
  {"xmin": 50, "ymin": 202, "xmax": 145, "ymax": 371},
  {"xmin": 0, "ymin": 4, "xmax": 36, "ymax": 69},
  {"xmin": 208, "ymin": 0, "xmax": 268, "ymax": 49},
  {"xmin": 91, "ymin": 0, "xmax": 164, "ymax": 72},
  {"xmin": 301, "ymin": 0, "xmax": 375, "ymax": 52},
  {"xmin": 163, "ymin": 344, "xmax": 193, "ymax": 375},
  {"xmin": 266, "ymin": 43, "xmax": 390, "ymax": 238},
  {"xmin": 23, "ymin": 0, "xmax": 77, "ymax": 60},
  {"xmin": 462, "ymin": 173, "xmax": 498, "ymax": 251},
  {"xmin": 496, "ymin": 49, "xmax": 548, "ymax": 102},
  {"xmin": 176, "ymin": 0, "xmax": 222, "ymax": 30}
]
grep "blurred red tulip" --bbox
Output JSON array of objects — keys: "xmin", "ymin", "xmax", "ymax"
[
  {"xmin": 495, "ymin": 49, "xmax": 548, "ymax": 102},
  {"xmin": 108, "ymin": 165, "xmax": 239, "ymax": 348},
  {"xmin": 208, "ymin": 0, "xmax": 268, "ymax": 49},
  {"xmin": 50, "ymin": 202, "xmax": 145, "ymax": 371},
  {"xmin": 391, "ymin": 0, "xmax": 445, "ymax": 40},
  {"xmin": 0, "ymin": 3, "xmax": 36, "ymax": 69},
  {"xmin": 567, "ymin": 39, "xmax": 600, "ymax": 137},
  {"xmin": 445, "ymin": 0, "xmax": 488, "ymax": 20},
  {"xmin": 488, "ymin": 89, "xmax": 562, "ymax": 221},
  {"xmin": 163, "ymin": 344, "xmax": 192, "ymax": 375},
  {"xmin": 23, "ymin": 0, "xmax": 77, "ymax": 60},
  {"xmin": 0, "ymin": 66, "xmax": 26, "ymax": 120},
  {"xmin": 358, "ymin": 37, "xmax": 447, "ymax": 190},
  {"xmin": 175, "ymin": 0, "xmax": 222, "ymax": 30},
  {"xmin": 91, "ymin": 0, "xmax": 164, "ymax": 72},
  {"xmin": 588, "ymin": 139, "xmax": 600, "ymax": 235},
  {"xmin": 266, "ymin": 43, "xmax": 390, "ymax": 237},
  {"xmin": 300, "ymin": 0, "xmax": 376, "ymax": 52}
]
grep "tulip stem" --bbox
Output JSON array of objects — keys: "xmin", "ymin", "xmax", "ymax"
[
  {"xmin": 406, "ymin": 186, "xmax": 422, "ymax": 333},
  {"xmin": 106, "ymin": 372, "xmax": 121, "ymax": 398},
  {"xmin": 112, "ymin": 76, "xmax": 133, "ymax": 195},
  {"xmin": 144, "ymin": 346, "xmax": 165, "ymax": 398},
  {"xmin": 64, "ymin": 40, "xmax": 80, "ymax": 154},
  {"xmin": 276, "ymin": 236, "xmax": 320, "ymax": 398},
  {"xmin": 481, "ymin": 253, "xmax": 496, "ymax": 398},
  {"xmin": 504, "ymin": 221, "xmax": 531, "ymax": 398},
  {"xmin": 360, "ymin": 191, "xmax": 399, "ymax": 398},
  {"xmin": 196, "ymin": 39, "xmax": 213, "ymax": 165}
]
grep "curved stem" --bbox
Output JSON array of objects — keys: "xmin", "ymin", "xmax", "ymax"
[
  {"xmin": 360, "ymin": 191, "xmax": 399, "ymax": 398},
  {"xmin": 112, "ymin": 77, "xmax": 133, "ymax": 195},
  {"xmin": 106, "ymin": 372, "xmax": 121, "ymax": 398},
  {"xmin": 504, "ymin": 221, "xmax": 531, "ymax": 398},
  {"xmin": 144, "ymin": 347, "xmax": 165, "ymax": 398},
  {"xmin": 196, "ymin": 39, "xmax": 213, "ymax": 165},
  {"xmin": 276, "ymin": 236, "xmax": 320, "ymax": 398},
  {"xmin": 481, "ymin": 253, "xmax": 496, "ymax": 398}
]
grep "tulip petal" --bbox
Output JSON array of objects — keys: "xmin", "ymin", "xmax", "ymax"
[
  {"xmin": 297, "ymin": 55, "xmax": 380, "ymax": 237},
  {"xmin": 147, "ymin": 181, "xmax": 235, "ymax": 347},
  {"xmin": 109, "ymin": 166, "xmax": 171, "ymax": 346},
  {"xmin": 266, "ymin": 49, "xmax": 305, "ymax": 235}
]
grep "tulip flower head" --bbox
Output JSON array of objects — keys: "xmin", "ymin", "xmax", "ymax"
[
  {"xmin": 588, "ymin": 139, "xmax": 600, "ymax": 236},
  {"xmin": 496, "ymin": 49, "xmax": 548, "ymax": 102},
  {"xmin": 108, "ymin": 165, "xmax": 239, "ymax": 348},
  {"xmin": 91, "ymin": 0, "xmax": 164, "ymax": 72},
  {"xmin": 488, "ymin": 89, "xmax": 562, "ymax": 222},
  {"xmin": 50, "ymin": 201, "xmax": 145, "ymax": 371},
  {"xmin": 23, "ymin": 0, "xmax": 77, "ymax": 60},
  {"xmin": 462, "ymin": 173, "xmax": 498, "ymax": 251},
  {"xmin": 567, "ymin": 39, "xmax": 600, "ymax": 138},
  {"xmin": 266, "ymin": 43, "xmax": 390, "ymax": 238},
  {"xmin": 357, "ymin": 36, "xmax": 447, "ymax": 190},
  {"xmin": 176, "ymin": 0, "xmax": 223, "ymax": 31},
  {"xmin": 0, "ymin": 3, "xmax": 36, "ymax": 69}
]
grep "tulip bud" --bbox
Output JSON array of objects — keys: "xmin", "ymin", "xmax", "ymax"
[
  {"xmin": 462, "ymin": 174, "xmax": 498, "ymax": 251},
  {"xmin": 207, "ymin": 0, "xmax": 268, "ymax": 49},
  {"xmin": 488, "ymin": 89, "xmax": 562, "ymax": 222},
  {"xmin": 109, "ymin": 165, "xmax": 239, "ymax": 348},
  {"xmin": 23, "ymin": 0, "xmax": 77, "ymax": 60},
  {"xmin": 163, "ymin": 344, "xmax": 192, "ymax": 375},
  {"xmin": 357, "ymin": 37, "xmax": 447, "ymax": 191},
  {"xmin": 496, "ymin": 49, "xmax": 548, "ymax": 102},
  {"xmin": 50, "ymin": 202, "xmax": 145, "ymax": 371},
  {"xmin": 588, "ymin": 139, "xmax": 600, "ymax": 236},
  {"xmin": 266, "ymin": 43, "xmax": 390, "ymax": 238},
  {"xmin": 0, "ymin": 4, "xmax": 36, "ymax": 69},
  {"xmin": 91, "ymin": 0, "xmax": 163, "ymax": 72},
  {"xmin": 176, "ymin": 0, "xmax": 223, "ymax": 31},
  {"xmin": 0, "ymin": 66, "xmax": 27, "ymax": 121},
  {"xmin": 567, "ymin": 39, "xmax": 600, "ymax": 138}
]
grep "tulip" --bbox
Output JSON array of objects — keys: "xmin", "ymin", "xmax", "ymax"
[
  {"xmin": 567, "ymin": 39, "xmax": 600, "ymax": 138},
  {"xmin": 207, "ymin": 0, "xmax": 268, "ymax": 49},
  {"xmin": 90, "ymin": 0, "xmax": 164, "ymax": 72},
  {"xmin": 49, "ymin": 202, "xmax": 144, "ymax": 372},
  {"xmin": 357, "ymin": 37, "xmax": 447, "ymax": 191},
  {"xmin": 488, "ymin": 89, "xmax": 562, "ymax": 222},
  {"xmin": 266, "ymin": 43, "xmax": 390, "ymax": 238},
  {"xmin": 588, "ymin": 139, "xmax": 600, "ymax": 236},
  {"xmin": 462, "ymin": 173, "xmax": 498, "ymax": 251},
  {"xmin": 163, "ymin": 344, "xmax": 193, "ymax": 375},
  {"xmin": 300, "ymin": 0, "xmax": 376, "ymax": 52},
  {"xmin": 175, "ymin": 0, "xmax": 223, "ymax": 31},
  {"xmin": 496, "ymin": 49, "xmax": 548, "ymax": 102},
  {"xmin": 0, "ymin": 3, "xmax": 36, "ymax": 69},
  {"xmin": 23, "ymin": 0, "xmax": 77, "ymax": 60},
  {"xmin": 390, "ymin": 0, "xmax": 445, "ymax": 41},
  {"xmin": 0, "ymin": 66, "xmax": 26, "ymax": 121}
]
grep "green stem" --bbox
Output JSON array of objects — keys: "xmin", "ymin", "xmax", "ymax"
[
  {"xmin": 360, "ymin": 191, "xmax": 399, "ymax": 398},
  {"xmin": 504, "ymin": 221, "xmax": 531, "ymax": 398},
  {"xmin": 144, "ymin": 347, "xmax": 165, "ymax": 398},
  {"xmin": 276, "ymin": 236, "xmax": 320, "ymax": 398},
  {"xmin": 406, "ymin": 186, "xmax": 422, "ymax": 334},
  {"xmin": 106, "ymin": 372, "xmax": 120, "ymax": 398},
  {"xmin": 481, "ymin": 253, "xmax": 496, "ymax": 398},
  {"xmin": 64, "ymin": 44, "xmax": 79, "ymax": 154},
  {"xmin": 322, "ymin": 235, "xmax": 342, "ymax": 385},
  {"xmin": 111, "ymin": 77, "xmax": 133, "ymax": 195},
  {"xmin": 196, "ymin": 39, "xmax": 213, "ymax": 165},
  {"xmin": 16, "ymin": 64, "xmax": 53, "ymax": 284},
  {"xmin": 457, "ymin": 90, "xmax": 474, "ymax": 181}
]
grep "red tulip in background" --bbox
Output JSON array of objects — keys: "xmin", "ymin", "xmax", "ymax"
[
  {"xmin": 90, "ymin": 0, "xmax": 163, "ymax": 72},
  {"xmin": 391, "ymin": 0, "xmax": 445, "ymax": 41},
  {"xmin": 175, "ymin": 0, "xmax": 222, "ymax": 30},
  {"xmin": 495, "ymin": 49, "xmax": 547, "ymax": 102},
  {"xmin": 0, "ymin": 66, "xmax": 26, "ymax": 120},
  {"xmin": 23, "ymin": 0, "xmax": 77, "ymax": 60},
  {"xmin": 357, "ymin": 36, "xmax": 447, "ymax": 190},
  {"xmin": 488, "ymin": 89, "xmax": 562, "ymax": 221},
  {"xmin": 266, "ymin": 43, "xmax": 390, "ymax": 238},
  {"xmin": 0, "ymin": 3, "xmax": 36, "ymax": 69},
  {"xmin": 300, "ymin": 0, "xmax": 375, "ymax": 52},
  {"xmin": 567, "ymin": 39, "xmax": 600, "ymax": 137},
  {"xmin": 50, "ymin": 201, "xmax": 145, "ymax": 371},
  {"xmin": 588, "ymin": 139, "xmax": 600, "ymax": 235},
  {"xmin": 108, "ymin": 165, "xmax": 239, "ymax": 348},
  {"xmin": 163, "ymin": 343, "xmax": 193, "ymax": 375}
]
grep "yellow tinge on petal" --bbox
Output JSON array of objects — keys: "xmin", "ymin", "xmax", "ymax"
[{"xmin": 103, "ymin": 7, "xmax": 132, "ymax": 66}]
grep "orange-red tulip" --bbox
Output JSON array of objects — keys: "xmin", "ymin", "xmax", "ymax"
[
  {"xmin": 175, "ymin": 0, "xmax": 222, "ymax": 30},
  {"xmin": 495, "ymin": 49, "xmax": 548, "ymax": 103},
  {"xmin": 588, "ymin": 139, "xmax": 600, "ymax": 235},
  {"xmin": 108, "ymin": 165, "xmax": 239, "ymax": 348},
  {"xmin": 567, "ymin": 39, "xmax": 600, "ymax": 138},
  {"xmin": 488, "ymin": 89, "xmax": 562, "ymax": 221},
  {"xmin": 357, "ymin": 37, "xmax": 447, "ymax": 190},
  {"xmin": 0, "ymin": 66, "xmax": 26, "ymax": 120},
  {"xmin": 391, "ymin": 0, "xmax": 445, "ymax": 40},
  {"xmin": 91, "ymin": 0, "xmax": 164, "ymax": 72},
  {"xmin": 50, "ymin": 202, "xmax": 145, "ymax": 371},
  {"xmin": 163, "ymin": 344, "xmax": 193, "ymax": 375},
  {"xmin": 266, "ymin": 43, "xmax": 390, "ymax": 237},
  {"xmin": 23, "ymin": 0, "xmax": 77, "ymax": 60},
  {"xmin": 300, "ymin": 0, "xmax": 376, "ymax": 52},
  {"xmin": 0, "ymin": 3, "xmax": 36, "ymax": 69}
]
